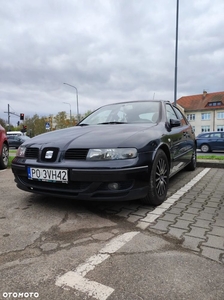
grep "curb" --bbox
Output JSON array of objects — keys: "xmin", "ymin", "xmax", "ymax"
[{"xmin": 197, "ymin": 159, "xmax": 224, "ymax": 169}]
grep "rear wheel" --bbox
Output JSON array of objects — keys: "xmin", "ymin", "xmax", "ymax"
[
  {"xmin": 0, "ymin": 143, "xmax": 9, "ymax": 169},
  {"xmin": 141, "ymin": 149, "xmax": 169, "ymax": 206},
  {"xmin": 201, "ymin": 144, "xmax": 210, "ymax": 153},
  {"xmin": 185, "ymin": 147, "xmax": 197, "ymax": 171}
]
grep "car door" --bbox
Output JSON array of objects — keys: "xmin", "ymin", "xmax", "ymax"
[
  {"xmin": 173, "ymin": 106, "xmax": 195, "ymax": 161},
  {"xmin": 211, "ymin": 132, "xmax": 224, "ymax": 150},
  {"xmin": 165, "ymin": 104, "xmax": 193, "ymax": 175}
]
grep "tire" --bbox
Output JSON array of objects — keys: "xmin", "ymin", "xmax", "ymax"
[
  {"xmin": 141, "ymin": 149, "xmax": 169, "ymax": 206},
  {"xmin": 0, "ymin": 143, "xmax": 9, "ymax": 169},
  {"xmin": 201, "ymin": 144, "xmax": 210, "ymax": 153},
  {"xmin": 185, "ymin": 147, "xmax": 197, "ymax": 171}
]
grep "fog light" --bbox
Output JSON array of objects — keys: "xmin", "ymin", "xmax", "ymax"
[{"xmin": 108, "ymin": 183, "xmax": 120, "ymax": 190}]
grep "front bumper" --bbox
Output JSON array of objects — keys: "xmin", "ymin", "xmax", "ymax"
[{"xmin": 11, "ymin": 161, "xmax": 150, "ymax": 201}]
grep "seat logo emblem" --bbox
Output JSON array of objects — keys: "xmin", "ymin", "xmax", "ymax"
[{"xmin": 45, "ymin": 150, "xmax": 53, "ymax": 159}]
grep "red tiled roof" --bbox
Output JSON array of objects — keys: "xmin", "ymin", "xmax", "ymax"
[{"xmin": 177, "ymin": 91, "xmax": 224, "ymax": 111}]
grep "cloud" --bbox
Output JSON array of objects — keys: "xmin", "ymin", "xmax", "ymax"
[{"xmin": 1, "ymin": 0, "xmax": 224, "ymax": 125}]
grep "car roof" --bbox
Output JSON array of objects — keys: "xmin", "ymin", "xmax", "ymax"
[
  {"xmin": 197, "ymin": 131, "xmax": 223, "ymax": 136},
  {"xmin": 100, "ymin": 99, "xmax": 171, "ymax": 108}
]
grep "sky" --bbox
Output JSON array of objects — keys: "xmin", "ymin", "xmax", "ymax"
[{"xmin": 1, "ymin": 0, "xmax": 224, "ymax": 125}]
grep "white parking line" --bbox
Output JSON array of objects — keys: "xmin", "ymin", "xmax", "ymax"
[
  {"xmin": 55, "ymin": 231, "xmax": 139, "ymax": 300},
  {"xmin": 137, "ymin": 168, "xmax": 211, "ymax": 229}
]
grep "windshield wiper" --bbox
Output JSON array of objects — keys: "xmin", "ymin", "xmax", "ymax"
[
  {"xmin": 97, "ymin": 121, "xmax": 127, "ymax": 125},
  {"xmin": 78, "ymin": 123, "xmax": 89, "ymax": 126}
]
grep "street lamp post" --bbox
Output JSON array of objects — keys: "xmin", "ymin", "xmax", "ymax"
[
  {"xmin": 63, "ymin": 102, "xmax": 72, "ymax": 125},
  {"xmin": 174, "ymin": 0, "xmax": 179, "ymax": 106},
  {"xmin": 63, "ymin": 83, "xmax": 80, "ymax": 122}
]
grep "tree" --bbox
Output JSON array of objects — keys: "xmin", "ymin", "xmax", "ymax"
[
  {"xmin": 54, "ymin": 111, "xmax": 70, "ymax": 129},
  {"xmin": 0, "ymin": 118, "xmax": 7, "ymax": 128},
  {"xmin": 83, "ymin": 110, "xmax": 92, "ymax": 118}
]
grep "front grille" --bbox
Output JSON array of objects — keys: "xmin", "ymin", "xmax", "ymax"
[
  {"xmin": 25, "ymin": 147, "xmax": 39, "ymax": 159},
  {"xmin": 65, "ymin": 148, "xmax": 89, "ymax": 160},
  {"xmin": 24, "ymin": 147, "xmax": 89, "ymax": 161},
  {"xmin": 41, "ymin": 147, "xmax": 59, "ymax": 162}
]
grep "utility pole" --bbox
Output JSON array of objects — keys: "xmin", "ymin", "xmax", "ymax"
[
  {"xmin": 4, "ymin": 104, "xmax": 20, "ymax": 130},
  {"xmin": 7, "ymin": 104, "xmax": 10, "ymax": 127},
  {"xmin": 174, "ymin": 0, "xmax": 179, "ymax": 106}
]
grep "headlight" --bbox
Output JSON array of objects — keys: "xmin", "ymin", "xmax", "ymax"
[
  {"xmin": 16, "ymin": 145, "xmax": 26, "ymax": 157},
  {"xmin": 87, "ymin": 148, "xmax": 137, "ymax": 160}
]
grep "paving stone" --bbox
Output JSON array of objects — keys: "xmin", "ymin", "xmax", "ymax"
[
  {"xmin": 205, "ymin": 201, "xmax": 220, "ymax": 208},
  {"xmin": 136, "ymin": 221, "xmax": 150, "ymax": 230},
  {"xmin": 184, "ymin": 207, "xmax": 202, "ymax": 215},
  {"xmin": 148, "ymin": 220, "xmax": 171, "ymax": 232},
  {"xmin": 116, "ymin": 209, "xmax": 133, "ymax": 218},
  {"xmin": 127, "ymin": 214, "xmax": 141, "ymax": 223},
  {"xmin": 193, "ymin": 219, "xmax": 212, "ymax": 229},
  {"xmin": 157, "ymin": 213, "xmax": 178, "ymax": 223},
  {"xmin": 218, "ymin": 206, "xmax": 224, "ymax": 213},
  {"xmin": 185, "ymin": 225, "xmax": 208, "ymax": 238},
  {"xmin": 200, "ymin": 246, "xmax": 224, "ymax": 263},
  {"xmin": 140, "ymin": 213, "xmax": 160, "ymax": 223},
  {"xmin": 213, "ymin": 219, "xmax": 224, "ymax": 227},
  {"xmin": 170, "ymin": 219, "xmax": 191, "ymax": 230},
  {"xmin": 171, "ymin": 202, "xmax": 188, "ymax": 209},
  {"xmin": 178, "ymin": 212, "xmax": 197, "ymax": 222},
  {"xmin": 216, "ymin": 211, "xmax": 224, "ymax": 220},
  {"xmin": 188, "ymin": 202, "xmax": 204, "ymax": 209},
  {"xmin": 131, "ymin": 208, "xmax": 151, "ymax": 217},
  {"xmin": 209, "ymin": 226, "xmax": 224, "ymax": 237},
  {"xmin": 202, "ymin": 235, "xmax": 224, "ymax": 250},
  {"xmin": 202, "ymin": 206, "xmax": 218, "ymax": 215},
  {"xmin": 183, "ymin": 236, "xmax": 205, "ymax": 252},
  {"xmin": 193, "ymin": 197, "xmax": 207, "ymax": 203},
  {"xmin": 197, "ymin": 212, "xmax": 216, "ymax": 220},
  {"xmin": 209, "ymin": 197, "xmax": 223, "ymax": 203},
  {"xmin": 166, "ymin": 207, "xmax": 184, "ymax": 215},
  {"xmin": 178, "ymin": 197, "xmax": 194, "ymax": 204},
  {"xmin": 167, "ymin": 227, "xmax": 187, "ymax": 240}
]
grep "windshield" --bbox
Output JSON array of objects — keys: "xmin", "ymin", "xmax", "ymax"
[{"xmin": 79, "ymin": 101, "xmax": 160, "ymax": 125}]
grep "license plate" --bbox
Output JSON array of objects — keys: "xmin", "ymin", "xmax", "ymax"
[{"xmin": 27, "ymin": 167, "xmax": 68, "ymax": 183}]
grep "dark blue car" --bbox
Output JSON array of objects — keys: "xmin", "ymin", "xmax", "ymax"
[
  {"xmin": 196, "ymin": 131, "xmax": 224, "ymax": 153},
  {"xmin": 11, "ymin": 100, "xmax": 196, "ymax": 206}
]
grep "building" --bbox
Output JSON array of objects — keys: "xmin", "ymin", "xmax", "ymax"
[{"xmin": 176, "ymin": 91, "xmax": 224, "ymax": 136}]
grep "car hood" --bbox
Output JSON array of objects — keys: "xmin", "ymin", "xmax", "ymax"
[{"xmin": 23, "ymin": 124, "xmax": 160, "ymax": 150}]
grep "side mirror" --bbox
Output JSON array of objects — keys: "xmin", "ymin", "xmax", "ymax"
[{"xmin": 170, "ymin": 119, "xmax": 181, "ymax": 127}]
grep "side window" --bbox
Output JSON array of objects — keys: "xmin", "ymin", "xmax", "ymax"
[
  {"xmin": 173, "ymin": 107, "xmax": 188, "ymax": 125},
  {"xmin": 210, "ymin": 133, "xmax": 221, "ymax": 138},
  {"xmin": 166, "ymin": 104, "xmax": 178, "ymax": 122}
]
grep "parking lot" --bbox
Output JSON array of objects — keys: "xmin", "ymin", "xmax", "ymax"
[{"xmin": 0, "ymin": 166, "xmax": 224, "ymax": 299}]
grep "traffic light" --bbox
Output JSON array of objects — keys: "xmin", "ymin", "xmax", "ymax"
[
  {"xmin": 20, "ymin": 113, "xmax": 24, "ymax": 120},
  {"xmin": 17, "ymin": 121, "xmax": 20, "ymax": 126},
  {"xmin": 21, "ymin": 125, "xmax": 27, "ymax": 133}
]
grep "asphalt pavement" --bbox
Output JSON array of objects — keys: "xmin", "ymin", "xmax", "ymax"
[{"xmin": 1, "ymin": 160, "xmax": 224, "ymax": 299}]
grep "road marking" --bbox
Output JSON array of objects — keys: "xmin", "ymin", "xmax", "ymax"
[
  {"xmin": 137, "ymin": 168, "xmax": 211, "ymax": 229},
  {"xmin": 55, "ymin": 231, "xmax": 139, "ymax": 300}
]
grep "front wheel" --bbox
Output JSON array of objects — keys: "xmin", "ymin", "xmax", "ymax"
[{"xmin": 141, "ymin": 149, "xmax": 169, "ymax": 206}]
